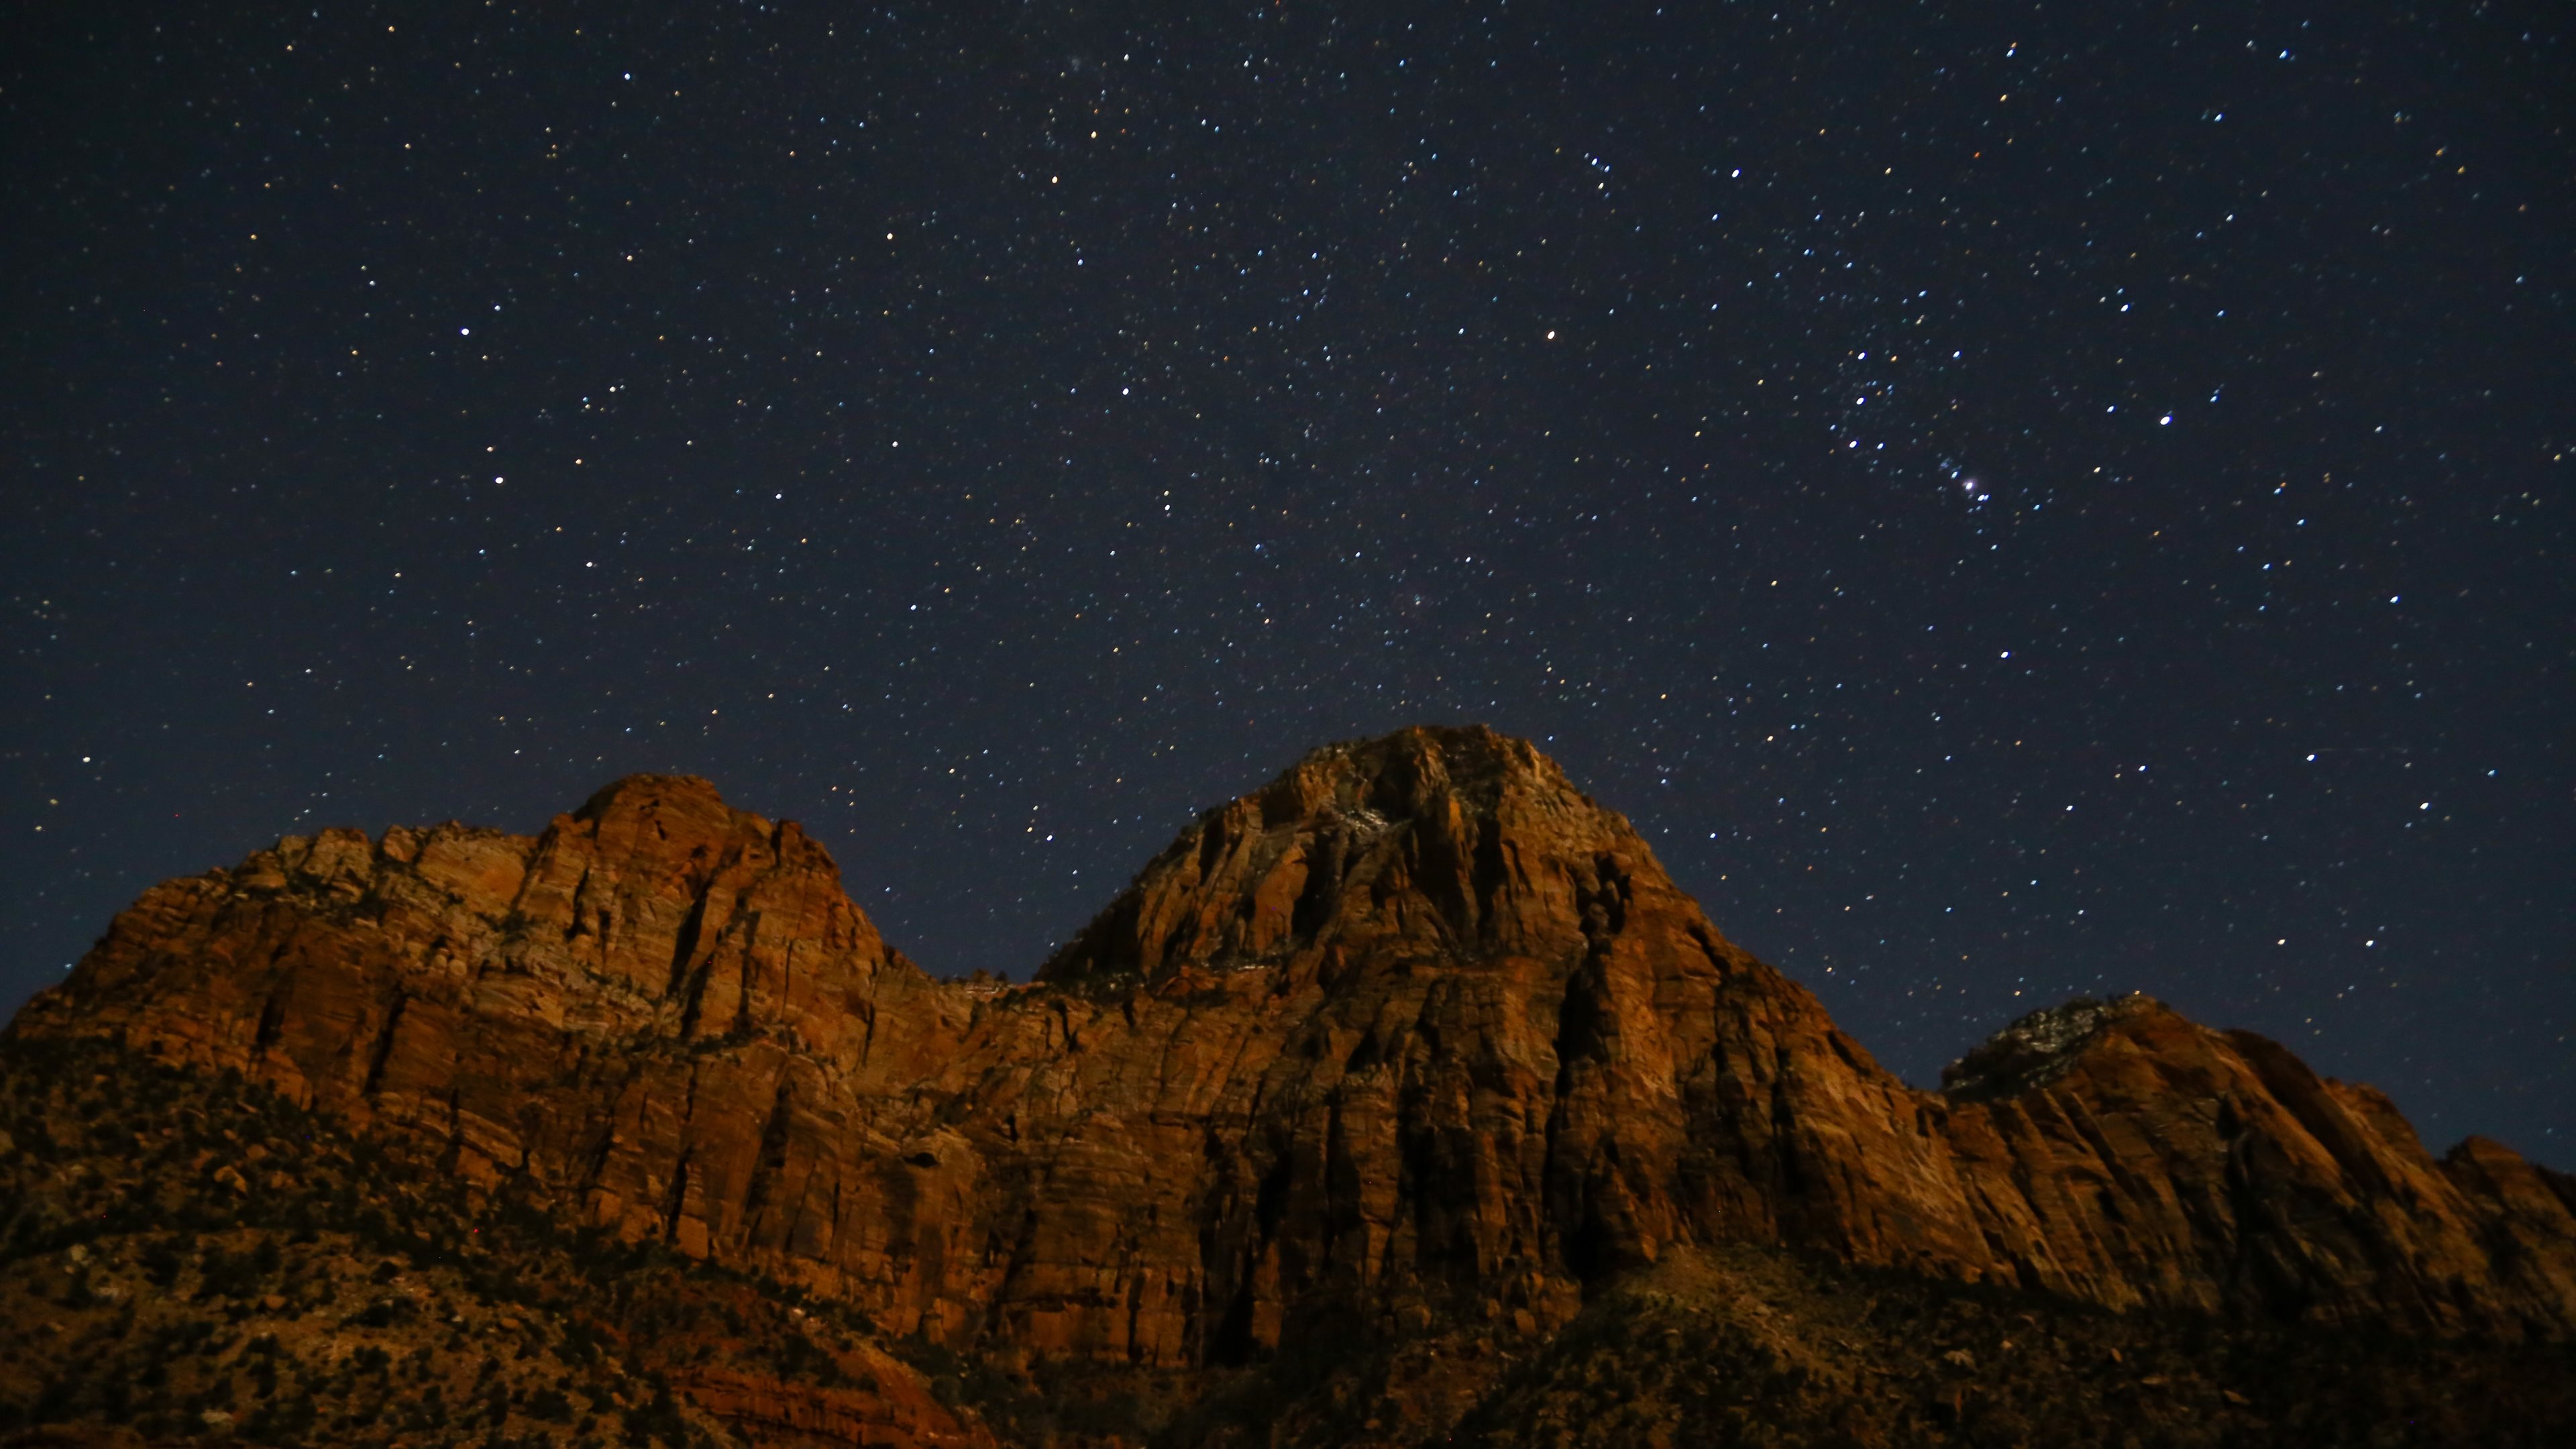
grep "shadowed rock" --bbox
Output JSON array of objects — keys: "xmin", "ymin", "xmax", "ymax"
[{"xmin": 11, "ymin": 723, "xmax": 2573, "ymax": 1400}]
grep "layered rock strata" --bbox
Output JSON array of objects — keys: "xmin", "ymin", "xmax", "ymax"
[{"xmin": 13, "ymin": 725, "xmax": 2575, "ymax": 1371}]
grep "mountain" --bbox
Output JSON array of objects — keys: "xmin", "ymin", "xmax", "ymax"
[{"xmin": 5, "ymin": 724, "xmax": 2572, "ymax": 1446}]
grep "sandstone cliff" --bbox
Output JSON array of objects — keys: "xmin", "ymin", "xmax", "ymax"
[{"xmin": 9, "ymin": 724, "xmax": 2573, "ymax": 1401}]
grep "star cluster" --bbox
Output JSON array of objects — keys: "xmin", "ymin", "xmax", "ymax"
[{"xmin": 4, "ymin": 2, "xmax": 2568, "ymax": 1158}]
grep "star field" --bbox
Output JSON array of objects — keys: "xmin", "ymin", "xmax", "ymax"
[{"xmin": 4, "ymin": 2, "xmax": 2569, "ymax": 1159}]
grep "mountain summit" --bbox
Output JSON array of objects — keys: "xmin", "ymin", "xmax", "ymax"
[{"xmin": 6, "ymin": 726, "xmax": 2573, "ymax": 1444}]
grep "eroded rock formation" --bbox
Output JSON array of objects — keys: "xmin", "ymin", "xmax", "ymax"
[{"xmin": 12, "ymin": 723, "xmax": 2574, "ymax": 1393}]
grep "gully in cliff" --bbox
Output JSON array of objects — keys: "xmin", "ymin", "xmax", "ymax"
[{"xmin": 5, "ymin": 725, "xmax": 2573, "ymax": 1446}]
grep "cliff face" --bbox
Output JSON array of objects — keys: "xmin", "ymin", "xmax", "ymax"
[{"xmin": 12, "ymin": 724, "xmax": 2575, "ymax": 1392}]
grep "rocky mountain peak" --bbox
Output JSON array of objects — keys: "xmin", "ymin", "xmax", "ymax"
[
  {"xmin": 555, "ymin": 771, "xmax": 837, "ymax": 892},
  {"xmin": 1036, "ymin": 724, "xmax": 1651, "ymax": 985},
  {"xmin": 1257, "ymin": 723, "xmax": 1582, "ymax": 820},
  {"xmin": 1939, "ymin": 992, "xmax": 2161, "ymax": 1101},
  {"xmin": 570, "ymin": 771, "xmax": 749, "ymax": 835},
  {"xmin": 6, "ymin": 723, "xmax": 2573, "ymax": 1449}
]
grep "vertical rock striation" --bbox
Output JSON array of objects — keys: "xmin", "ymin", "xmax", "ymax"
[{"xmin": 11, "ymin": 723, "xmax": 2574, "ymax": 1387}]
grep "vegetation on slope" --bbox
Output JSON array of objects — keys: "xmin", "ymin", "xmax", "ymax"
[
  {"xmin": 0, "ymin": 1036, "xmax": 976, "ymax": 1448},
  {"xmin": 5, "ymin": 1032, "xmax": 2571, "ymax": 1448}
]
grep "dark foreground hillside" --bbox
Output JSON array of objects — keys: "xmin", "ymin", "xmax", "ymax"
[
  {"xmin": 5, "ymin": 729, "xmax": 2575, "ymax": 1446},
  {"xmin": 0, "ymin": 1038, "xmax": 988, "ymax": 1449},
  {"xmin": 6, "ymin": 1040, "xmax": 2572, "ymax": 1448}
]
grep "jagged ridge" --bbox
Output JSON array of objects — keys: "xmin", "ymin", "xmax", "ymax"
[{"xmin": 7, "ymin": 724, "xmax": 2575, "ymax": 1444}]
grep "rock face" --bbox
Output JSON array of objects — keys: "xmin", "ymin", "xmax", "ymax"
[{"xmin": 12, "ymin": 723, "xmax": 2576, "ymax": 1390}]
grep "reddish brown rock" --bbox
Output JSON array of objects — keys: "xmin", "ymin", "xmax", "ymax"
[
  {"xmin": 667, "ymin": 1354, "xmax": 989, "ymax": 1448},
  {"xmin": 11, "ymin": 724, "xmax": 2573, "ymax": 1417}
]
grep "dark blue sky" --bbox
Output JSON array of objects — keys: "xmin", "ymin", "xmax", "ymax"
[{"xmin": 5, "ymin": 1, "xmax": 2569, "ymax": 1161}]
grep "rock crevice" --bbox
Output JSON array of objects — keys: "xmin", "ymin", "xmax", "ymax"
[{"xmin": 11, "ymin": 723, "xmax": 2573, "ymax": 1367}]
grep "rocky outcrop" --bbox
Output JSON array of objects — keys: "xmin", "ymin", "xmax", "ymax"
[
  {"xmin": 1933, "ymin": 995, "xmax": 2576, "ymax": 1332},
  {"xmin": 667, "ymin": 1358, "xmax": 986, "ymax": 1448},
  {"xmin": 11, "ymin": 724, "xmax": 2575, "ymax": 1404}
]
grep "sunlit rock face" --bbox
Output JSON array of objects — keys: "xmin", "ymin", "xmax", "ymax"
[{"xmin": 15, "ymin": 724, "xmax": 2576, "ymax": 1374}]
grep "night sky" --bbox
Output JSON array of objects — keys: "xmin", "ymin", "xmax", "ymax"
[{"xmin": 5, "ymin": 3, "xmax": 2569, "ymax": 1161}]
